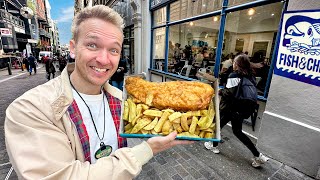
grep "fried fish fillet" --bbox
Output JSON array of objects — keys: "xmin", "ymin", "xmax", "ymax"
[{"xmin": 125, "ymin": 77, "xmax": 214, "ymax": 111}]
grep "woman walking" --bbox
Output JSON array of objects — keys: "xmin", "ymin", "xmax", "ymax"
[{"xmin": 202, "ymin": 54, "xmax": 269, "ymax": 168}]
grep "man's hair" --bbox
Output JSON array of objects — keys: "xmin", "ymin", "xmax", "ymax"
[{"xmin": 71, "ymin": 5, "xmax": 124, "ymax": 42}]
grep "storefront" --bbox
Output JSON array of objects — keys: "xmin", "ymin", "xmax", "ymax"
[
  {"xmin": 141, "ymin": 0, "xmax": 319, "ymax": 178},
  {"xmin": 150, "ymin": 0, "xmax": 284, "ymax": 97}
]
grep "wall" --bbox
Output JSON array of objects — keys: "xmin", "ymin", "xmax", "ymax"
[{"xmin": 257, "ymin": 0, "xmax": 320, "ymax": 178}]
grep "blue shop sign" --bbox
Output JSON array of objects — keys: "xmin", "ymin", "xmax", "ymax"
[{"xmin": 274, "ymin": 10, "xmax": 320, "ymax": 87}]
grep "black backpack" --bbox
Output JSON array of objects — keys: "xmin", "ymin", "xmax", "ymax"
[{"xmin": 232, "ymin": 76, "xmax": 258, "ymax": 119}]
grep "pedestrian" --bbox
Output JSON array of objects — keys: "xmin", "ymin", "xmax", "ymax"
[
  {"xmin": 23, "ymin": 57, "xmax": 29, "ymax": 72},
  {"xmin": 58, "ymin": 55, "xmax": 67, "ymax": 72},
  {"xmin": 5, "ymin": 5, "xmax": 192, "ymax": 179},
  {"xmin": 28, "ymin": 53, "xmax": 36, "ymax": 75},
  {"xmin": 199, "ymin": 54, "xmax": 269, "ymax": 168},
  {"xmin": 45, "ymin": 57, "xmax": 56, "ymax": 80},
  {"xmin": 42, "ymin": 54, "xmax": 49, "ymax": 64},
  {"xmin": 110, "ymin": 58, "xmax": 127, "ymax": 90}
]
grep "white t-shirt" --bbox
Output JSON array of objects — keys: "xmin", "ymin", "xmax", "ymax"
[{"xmin": 72, "ymin": 89, "xmax": 118, "ymax": 164}]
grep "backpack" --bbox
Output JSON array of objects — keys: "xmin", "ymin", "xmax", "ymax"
[{"xmin": 233, "ymin": 76, "xmax": 258, "ymax": 119}]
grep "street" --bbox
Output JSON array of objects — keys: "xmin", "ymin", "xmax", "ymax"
[{"xmin": 0, "ymin": 67, "xmax": 314, "ymax": 180}]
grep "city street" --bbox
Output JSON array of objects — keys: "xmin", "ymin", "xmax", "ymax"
[{"xmin": 0, "ymin": 67, "xmax": 314, "ymax": 180}]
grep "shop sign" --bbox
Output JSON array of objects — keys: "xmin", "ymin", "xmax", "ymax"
[
  {"xmin": 150, "ymin": 0, "xmax": 177, "ymax": 10},
  {"xmin": 274, "ymin": 10, "xmax": 320, "ymax": 87},
  {"xmin": 0, "ymin": 28, "xmax": 13, "ymax": 37}
]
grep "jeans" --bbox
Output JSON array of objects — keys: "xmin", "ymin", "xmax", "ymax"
[
  {"xmin": 213, "ymin": 111, "xmax": 260, "ymax": 157},
  {"xmin": 111, "ymin": 81, "xmax": 124, "ymax": 91},
  {"xmin": 29, "ymin": 64, "xmax": 36, "ymax": 74}
]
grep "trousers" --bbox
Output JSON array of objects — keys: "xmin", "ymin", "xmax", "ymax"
[{"xmin": 213, "ymin": 110, "xmax": 260, "ymax": 157}]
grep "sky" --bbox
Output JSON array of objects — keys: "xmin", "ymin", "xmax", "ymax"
[{"xmin": 48, "ymin": 0, "xmax": 74, "ymax": 46}]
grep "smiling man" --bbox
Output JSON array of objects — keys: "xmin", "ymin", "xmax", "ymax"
[{"xmin": 5, "ymin": 5, "xmax": 192, "ymax": 179}]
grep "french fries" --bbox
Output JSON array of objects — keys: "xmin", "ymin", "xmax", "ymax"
[{"xmin": 123, "ymin": 97, "xmax": 216, "ymax": 139}]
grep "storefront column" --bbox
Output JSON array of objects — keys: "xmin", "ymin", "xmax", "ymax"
[{"xmin": 131, "ymin": 0, "xmax": 142, "ymax": 74}]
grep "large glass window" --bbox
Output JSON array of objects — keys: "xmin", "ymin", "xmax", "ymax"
[
  {"xmin": 152, "ymin": 27, "xmax": 166, "ymax": 70},
  {"xmin": 153, "ymin": 7, "xmax": 166, "ymax": 26},
  {"xmin": 170, "ymin": 0, "xmax": 222, "ymax": 22},
  {"xmin": 222, "ymin": 2, "xmax": 283, "ymax": 95},
  {"xmin": 228, "ymin": 0, "xmax": 256, "ymax": 7},
  {"xmin": 168, "ymin": 17, "xmax": 220, "ymax": 78}
]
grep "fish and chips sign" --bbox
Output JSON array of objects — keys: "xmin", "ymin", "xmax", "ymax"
[{"xmin": 274, "ymin": 10, "xmax": 320, "ymax": 87}]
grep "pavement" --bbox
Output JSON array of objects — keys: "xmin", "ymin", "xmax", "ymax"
[{"xmin": 0, "ymin": 67, "xmax": 316, "ymax": 180}]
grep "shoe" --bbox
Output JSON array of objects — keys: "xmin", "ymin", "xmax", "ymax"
[
  {"xmin": 252, "ymin": 153, "xmax": 269, "ymax": 168},
  {"xmin": 204, "ymin": 142, "xmax": 220, "ymax": 154}
]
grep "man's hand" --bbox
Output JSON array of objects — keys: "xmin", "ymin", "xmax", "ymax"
[{"xmin": 147, "ymin": 131, "xmax": 194, "ymax": 155}]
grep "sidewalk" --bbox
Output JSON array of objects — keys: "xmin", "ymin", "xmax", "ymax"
[
  {"xmin": 0, "ymin": 64, "xmax": 43, "ymax": 82},
  {"xmin": 129, "ymin": 127, "xmax": 315, "ymax": 180}
]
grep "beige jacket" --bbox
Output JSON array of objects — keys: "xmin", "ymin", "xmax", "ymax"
[{"xmin": 5, "ymin": 64, "xmax": 153, "ymax": 180}]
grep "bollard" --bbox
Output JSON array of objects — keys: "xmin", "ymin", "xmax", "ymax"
[{"xmin": 8, "ymin": 62, "xmax": 12, "ymax": 75}]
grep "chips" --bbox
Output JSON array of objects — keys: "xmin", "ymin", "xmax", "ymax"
[{"xmin": 122, "ymin": 97, "xmax": 216, "ymax": 139}]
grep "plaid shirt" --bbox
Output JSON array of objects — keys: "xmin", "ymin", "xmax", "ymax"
[{"xmin": 67, "ymin": 91, "xmax": 127, "ymax": 163}]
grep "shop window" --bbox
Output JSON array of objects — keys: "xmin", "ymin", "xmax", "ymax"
[
  {"xmin": 153, "ymin": 7, "xmax": 166, "ymax": 26},
  {"xmin": 152, "ymin": 27, "xmax": 166, "ymax": 71},
  {"xmin": 221, "ymin": 2, "xmax": 283, "ymax": 95},
  {"xmin": 170, "ymin": 0, "xmax": 222, "ymax": 22},
  {"xmin": 167, "ymin": 17, "xmax": 220, "ymax": 78},
  {"xmin": 228, "ymin": 0, "xmax": 257, "ymax": 7}
]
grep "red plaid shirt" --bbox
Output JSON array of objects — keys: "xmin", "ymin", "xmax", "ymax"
[{"xmin": 67, "ymin": 91, "xmax": 127, "ymax": 163}]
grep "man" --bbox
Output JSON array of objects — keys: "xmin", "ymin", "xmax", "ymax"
[
  {"xmin": 27, "ymin": 53, "xmax": 37, "ymax": 75},
  {"xmin": 5, "ymin": 5, "xmax": 192, "ymax": 179}
]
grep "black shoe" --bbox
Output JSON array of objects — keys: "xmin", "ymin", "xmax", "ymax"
[{"xmin": 29, "ymin": 72, "xmax": 31, "ymax": 75}]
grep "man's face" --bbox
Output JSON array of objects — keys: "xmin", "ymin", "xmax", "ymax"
[{"xmin": 70, "ymin": 18, "xmax": 123, "ymax": 88}]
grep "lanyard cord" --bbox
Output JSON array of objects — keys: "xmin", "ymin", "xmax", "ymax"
[{"xmin": 70, "ymin": 80, "xmax": 106, "ymax": 142}]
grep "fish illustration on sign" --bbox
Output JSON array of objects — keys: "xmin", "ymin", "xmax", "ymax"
[{"xmin": 283, "ymin": 15, "xmax": 320, "ymax": 56}]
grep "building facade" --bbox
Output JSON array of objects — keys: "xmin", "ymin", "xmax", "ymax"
[
  {"xmin": 74, "ymin": 0, "xmax": 320, "ymax": 178},
  {"xmin": 0, "ymin": 0, "xmax": 58, "ymax": 59}
]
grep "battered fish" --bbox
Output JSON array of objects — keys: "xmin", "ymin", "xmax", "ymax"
[{"xmin": 125, "ymin": 77, "xmax": 214, "ymax": 111}]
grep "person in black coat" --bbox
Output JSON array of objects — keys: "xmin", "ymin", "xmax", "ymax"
[
  {"xmin": 201, "ymin": 54, "xmax": 269, "ymax": 168},
  {"xmin": 45, "ymin": 57, "xmax": 56, "ymax": 80},
  {"xmin": 110, "ymin": 58, "xmax": 128, "ymax": 90}
]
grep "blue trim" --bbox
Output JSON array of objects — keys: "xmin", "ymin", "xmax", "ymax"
[
  {"xmin": 167, "ymin": 10, "xmax": 222, "ymax": 26},
  {"xmin": 224, "ymin": 0, "xmax": 282, "ymax": 13},
  {"xmin": 214, "ymin": 0, "xmax": 228, "ymax": 78},
  {"xmin": 152, "ymin": 24, "xmax": 167, "ymax": 29},
  {"xmin": 264, "ymin": 1, "xmax": 288, "ymax": 98},
  {"xmin": 150, "ymin": 0, "xmax": 178, "ymax": 11},
  {"xmin": 120, "ymin": 133, "xmax": 221, "ymax": 142},
  {"xmin": 164, "ymin": 4, "xmax": 170, "ymax": 72},
  {"xmin": 150, "ymin": 12, "xmax": 154, "ymax": 69}
]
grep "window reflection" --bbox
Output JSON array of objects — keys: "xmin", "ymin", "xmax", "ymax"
[
  {"xmin": 168, "ymin": 17, "xmax": 220, "ymax": 78},
  {"xmin": 153, "ymin": 7, "xmax": 166, "ymax": 26},
  {"xmin": 221, "ymin": 2, "xmax": 283, "ymax": 95},
  {"xmin": 152, "ymin": 27, "xmax": 166, "ymax": 71},
  {"xmin": 228, "ymin": 0, "xmax": 256, "ymax": 7},
  {"xmin": 170, "ymin": 0, "xmax": 222, "ymax": 22}
]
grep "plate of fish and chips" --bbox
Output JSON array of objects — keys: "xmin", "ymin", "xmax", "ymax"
[{"xmin": 119, "ymin": 75, "xmax": 221, "ymax": 142}]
